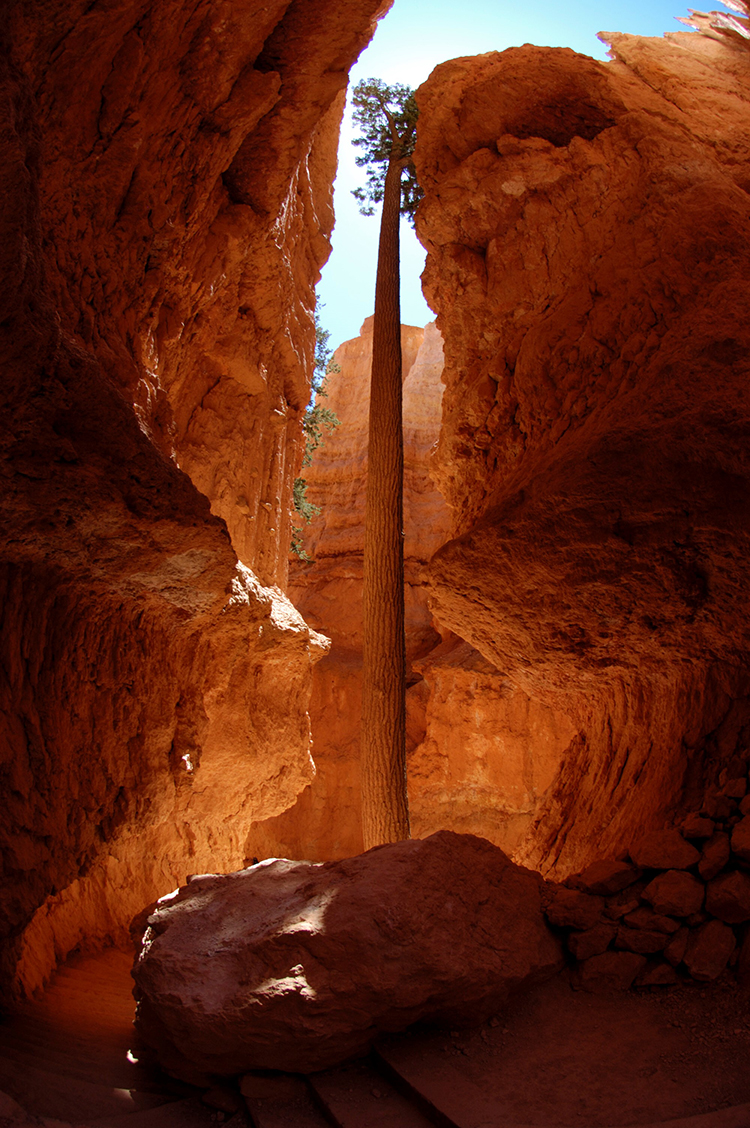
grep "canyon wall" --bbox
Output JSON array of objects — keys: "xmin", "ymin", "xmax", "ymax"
[
  {"xmin": 414, "ymin": 32, "xmax": 750, "ymax": 875},
  {"xmin": 246, "ymin": 319, "xmax": 576, "ymax": 860},
  {"xmin": 7, "ymin": 0, "xmax": 391, "ymax": 588},
  {"xmin": 0, "ymin": 0, "xmax": 389, "ymax": 997},
  {"xmin": 6, "ymin": 0, "xmax": 749, "ymax": 1000}
]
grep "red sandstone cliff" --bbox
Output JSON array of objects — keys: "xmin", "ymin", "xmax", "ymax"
[
  {"xmin": 7, "ymin": 0, "xmax": 391, "ymax": 587},
  {"xmin": 0, "ymin": 0, "xmax": 389, "ymax": 997},
  {"xmin": 414, "ymin": 32, "xmax": 750, "ymax": 874}
]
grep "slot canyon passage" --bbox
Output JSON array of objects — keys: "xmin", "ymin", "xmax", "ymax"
[{"xmin": 4, "ymin": 0, "xmax": 750, "ymax": 1125}]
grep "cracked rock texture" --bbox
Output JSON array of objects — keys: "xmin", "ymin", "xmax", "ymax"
[
  {"xmin": 415, "ymin": 33, "xmax": 750, "ymax": 875},
  {"xmin": 246, "ymin": 320, "xmax": 574, "ymax": 861},
  {"xmin": 0, "ymin": 0, "xmax": 388, "ymax": 997}
]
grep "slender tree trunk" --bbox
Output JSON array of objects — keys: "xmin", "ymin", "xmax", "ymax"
[{"xmin": 360, "ymin": 155, "xmax": 410, "ymax": 848}]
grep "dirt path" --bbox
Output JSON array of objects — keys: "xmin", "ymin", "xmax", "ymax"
[{"xmin": 377, "ymin": 971, "xmax": 750, "ymax": 1126}]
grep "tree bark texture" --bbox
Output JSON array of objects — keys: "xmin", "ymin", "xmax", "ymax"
[{"xmin": 360, "ymin": 156, "xmax": 410, "ymax": 848}]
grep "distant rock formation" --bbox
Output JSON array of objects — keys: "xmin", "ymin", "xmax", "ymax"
[
  {"xmin": 414, "ymin": 33, "xmax": 750, "ymax": 874},
  {"xmin": 245, "ymin": 318, "xmax": 449, "ymax": 860},
  {"xmin": 245, "ymin": 318, "xmax": 574, "ymax": 861}
]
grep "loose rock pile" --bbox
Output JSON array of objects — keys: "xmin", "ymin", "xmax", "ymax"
[{"xmin": 543, "ymin": 762, "xmax": 750, "ymax": 991}]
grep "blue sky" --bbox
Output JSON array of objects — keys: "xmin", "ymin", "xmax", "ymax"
[{"xmin": 316, "ymin": 0, "xmax": 730, "ymax": 350}]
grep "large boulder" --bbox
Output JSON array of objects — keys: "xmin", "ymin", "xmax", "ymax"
[{"xmin": 133, "ymin": 831, "xmax": 563, "ymax": 1078}]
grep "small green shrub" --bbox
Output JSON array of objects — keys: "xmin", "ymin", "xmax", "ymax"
[{"xmin": 291, "ymin": 312, "xmax": 340, "ymax": 560}]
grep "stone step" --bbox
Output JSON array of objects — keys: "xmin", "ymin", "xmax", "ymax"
[
  {"xmin": 31, "ymin": 949, "xmax": 138, "ymax": 1013},
  {"xmin": 0, "ymin": 999, "xmax": 181, "ymax": 1094},
  {"xmin": 308, "ymin": 1057, "xmax": 440, "ymax": 1128},
  {"xmin": 86, "ymin": 1095, "xmax": 220, "ymax": 1128},
  {"xmin": 0, "ymin": 947, "xmax": 195, "ymax": 1124},
  {"xmin": 375, "ymin": 1042, "xmax": 750, "ymax": 1128},
  {"xmin": 241, "ymin": 1073, "xmax": 331, "ymax": 1128},
  {"xmin": 374, "ymin": 1039, "xmax": 503, "ymax": 1128},
  {"xmin": 0, "ymin": 1050, "xmax": 170, "ymax": 1123}
]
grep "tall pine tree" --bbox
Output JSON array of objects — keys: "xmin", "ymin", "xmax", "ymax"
[{"xmin": 351, "ymin": 79, "xmax": 421, "ymax": 848}]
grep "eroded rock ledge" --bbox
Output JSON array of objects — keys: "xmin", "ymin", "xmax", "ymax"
[{"xmin": 414, "ymin": 33, "xmax": 750, "ymax": 874}]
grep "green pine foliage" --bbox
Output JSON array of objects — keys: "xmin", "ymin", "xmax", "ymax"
[
  {"xmin": 291, "ymin": 314, "xmax": 341, "ymax": 561},
  {"xmin": 351, "ymin": 78, "xmax": 422, "ymax": 222},
  {"xmin": 290, "ymin": 81, "xmax": 421, "ymax": 560}
]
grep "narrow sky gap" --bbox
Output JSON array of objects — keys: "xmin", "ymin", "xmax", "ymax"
[{"xmin": 317, "ymin": 0, "xmax": 734, "ymax": 350}]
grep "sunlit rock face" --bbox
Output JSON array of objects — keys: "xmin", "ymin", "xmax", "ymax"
[
  {"xmin": 414, "ymin": 34, "xmax": 750, "ymax": 875},
  {"xmin": 409, "ymin": 638, "xmax": 576, "ymax": 854},
  {"xmin": 0, "ymin": 0, "xmax": 389, "ymax": 997},
  {"xmin": 7, "ymin": 0, "xmax": 390, "ymax": 588},
  {"xmin": 246, "ymin": 319, "xmax": 574, "ymax": 861}
]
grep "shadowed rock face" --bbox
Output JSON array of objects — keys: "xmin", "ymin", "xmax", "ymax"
[
  {"xmin": 0, "ymin": 0, "xmax": 389, "ymax": 997},
  {"xmin": 414, "ymin": 35, "xmax": 750, "ymax": 874}
]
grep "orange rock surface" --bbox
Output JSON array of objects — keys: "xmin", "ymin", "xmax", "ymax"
[
  {"xmin": 414, "ymin": 33, "xmax": 750, "ymax": 875},
  {"xmin": 8, "ymin": 0, "xmax": 390, "ymax": 588},
  {"xmin": 0, "ymin": 0, "xmax": 390, "ymax": 997},
  {"xmin": 408, "ymin": 638, "xmax": 575, "ymax": 853}
]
